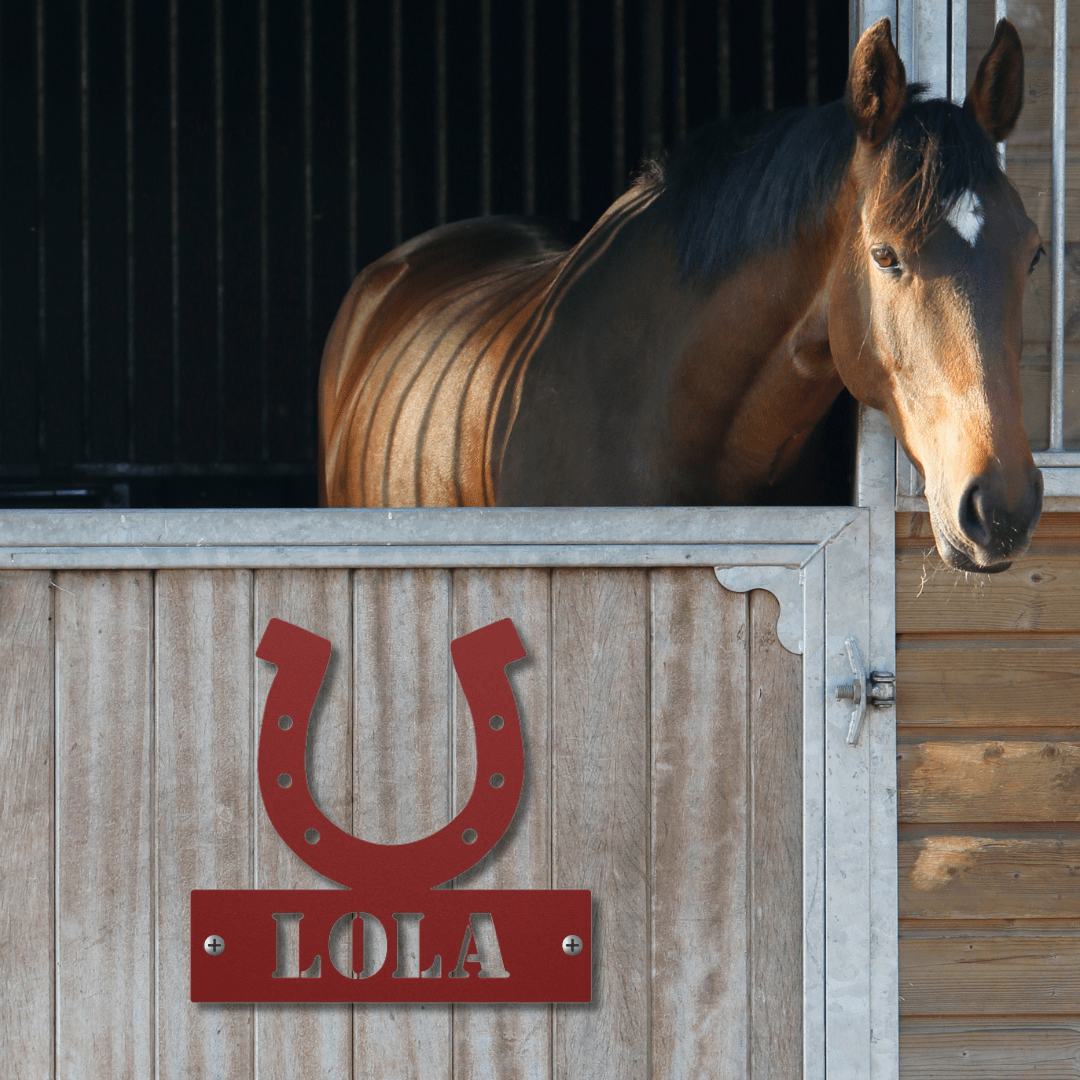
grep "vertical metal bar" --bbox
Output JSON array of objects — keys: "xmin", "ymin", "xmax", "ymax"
[
  {"xmin": 524, "ymin": 0, "xmax": 536, "ymax": 215},
  {"xmin": 643, "ymin": 0, "xmax": 663, "ymax": 158},
  {"xmin": 80, "ymin": 0, "xmax": 90, "ymax": 461},
  {"xmin": 676, "ymin": 0, "xmax": 687, "ymax": 142},
  {"xmin": 568, "ymin": 0, "xmax": 580, "ymax": 220},
  {"xmin": 37, "ymin": 0, "xmax": 46, "ymax": 460},
  {"xmin": 214, "ymin": 0, "xmax": 224, "ymax": 461},
  {"xmin": 763, "ymin": 0, "xmax": 774, "ymax": 110},
  {"xmin": 911, "ymin": 0, "xmax": 948, "ymax": 98},
  {"xmin": 613, "ymin": 0, "xmax": 624, "ymax": 196},
  {"xmin": 996, "ymin": 0, "xmax": 1007, "ymax": 167},
  {"xmin": 895, "ymin": 0, "xmax": 916, "ymax": 72},
  {"xmin": 806, "ymin": 0, "xmax": 818, "ymax": 107},
  {"xmin": 259, "ymin": 0, "xmax": 269, "ymax": 461},
  {"xmin": 126, "ymin": 0, "xmax": 135, "ymax": 461},
  {"xmin": 949, "ymin": 0, "xmax": 967, "ymax": 104},
  {"xmin": 718, "ymin": 0, "xmax": 730, "ymax": 120},
  {"xmin": 436, "ymin": 0, "xmax": 448, "ymax": 224},
  {"xmin": 1050, "ymin": 0, "xmax": 1067, "ymax": 449},
  {"xmin": 347, "ymin": 0, "xmax": 357, "ymax": 280},
  {"xmin": 169, "ymin": 0, "xmax": 179, "ymax": 463},
  {"xmin": 392, "ymin": 0, "xmax": 403, "ymax": 246},
  {"xmin": 481, "ymin": 0, "xmax": 492, "ymax": 216},
  {"xmin": 303, "ymin": 0, "xmax": 313, "ymax": 459}
]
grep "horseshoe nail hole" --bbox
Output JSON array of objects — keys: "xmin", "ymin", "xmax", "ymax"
[
  {"xmin": 278, "ymin": 773, "xmax": 292, "ymax": 788},
  {"xmin": 305, "ymin": 828, "xmax": 320, "ymax": 844},
  {"xmin": 489, "ymin": 715, "xmax": 504, "ymax": 730},
  {"xmin": 278, "ymin": 715, "xmax": 293, "ymax": 730},
  {"xmin": 462, "ymin": 828, "xmax": 478, "ymax": 845},
  {"xmin": 489, "ymin": 773, "xmax": 504, "ymax": 788}
]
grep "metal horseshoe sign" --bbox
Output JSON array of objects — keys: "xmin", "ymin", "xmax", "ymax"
[{"xmin": 190, "ymin": 617, "xmax": 592, "ymax": 1003}]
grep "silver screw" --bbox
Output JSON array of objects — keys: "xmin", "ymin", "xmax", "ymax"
[
  {"xmin": 204, "ymin": 934, "xmax": 225, "ymax": 956},
  {"xmin": 562, "ymin": 934, "xmax": 583, "ymax": 956}
]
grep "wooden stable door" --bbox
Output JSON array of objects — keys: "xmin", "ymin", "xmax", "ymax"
[{"xmin": 0, "ymin": 506, "xmax": 892, "ymax": 1079}]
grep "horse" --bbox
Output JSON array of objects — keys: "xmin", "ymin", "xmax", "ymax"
[{"xmin": 318, "ymin": 18, "xmax": 1042, "ymax": 574}]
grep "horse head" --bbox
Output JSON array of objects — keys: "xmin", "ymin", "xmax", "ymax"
[{"xmin": 830, "ymin": 19, "xmax": 1042, "ymax": 572}]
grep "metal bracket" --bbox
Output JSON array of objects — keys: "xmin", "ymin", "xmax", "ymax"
[
  {"xmin": 713, "ymin": 565, "xmax": 804, "ymax": 655},
  {"xmin": 835, "ymin": 636, "xmax": 895, "ymax": 745}
]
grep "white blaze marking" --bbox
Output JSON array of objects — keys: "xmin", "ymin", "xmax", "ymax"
[{"xmin": 946, "ymin": 190, "xmax": 984, "ymax": 246}]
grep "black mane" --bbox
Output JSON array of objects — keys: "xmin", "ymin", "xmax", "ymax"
[{"xmin": 658, "ymin": 86, "xmax": 1005, "ymax": 281}]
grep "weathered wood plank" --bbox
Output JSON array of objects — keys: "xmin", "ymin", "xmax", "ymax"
[
  {"xmin": 749, "ymin": 589, "xmax": 804, "ymax": 1078},
  {"xmin": 901, "ymin": 1020, "xmax": 1080, "ymax": 1079},
  {"xmin": 900, "ymin": 833, "xmax": 1080, "ymax": 918},
  {"xmin": 650, "ymin": 570, "xmax": 749, "ymax": 1080},
  {"xmin": 155, "ymin": 570, "xmax": 254, "ymax": 1078},
  {"xmin": 0, "ymin": 572, "xmax": 53, "ymax": 1079},
  {"xmin": 897, "ymin": 637, "xmax": 1080, "ymax": 729},
  {"xmin": 55, "ymin": 570, "xmax": 154, "ymax": 1077},
  {"xmin": 552, "ymin": 569, "xmax": 649, "ymax": 1079},
  {"xmin": 254, "ymin": 569, "xmax": 353, "ymax": 1075},
  {"xmin": 897, "ymin": 512, "xmax": 1080, "ymax": 548},
  {"xmin": 896, "ymin": 547, "xmax": 1080, "ymax": 633},
  {"xmin": 898, "ymin": 737, "xmax": 1080, "ymax": 819},
  {"xmin": 450, "ymin": 569, "xmax": 552, "ymax": 1080},
  {"xmin": 899, "ymin": 934, "xmax": 1080, "ymax": 1015},
  {"xmin": 353, "ymin": 568, "xmax": 452, "ymax": 1079}
]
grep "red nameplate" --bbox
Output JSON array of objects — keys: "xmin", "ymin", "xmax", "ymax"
[
  {"xmin": 190, "ymin": 617, "xmax": 592, "ymax": 1004},
  {"xmin": 191, "ymin": 888, "xmax": 590, "ymax": 1003}
]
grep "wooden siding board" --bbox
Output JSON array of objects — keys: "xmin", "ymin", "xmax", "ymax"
[
  {"xmin": 55, "ymin": 570, "xmax": 154, "ymax": 1078},
  {"xmin": 896, "ymin": 548, "xmax": 1080, "ymax": 633},
  {"xmin": 900, "ymin": 935, "xmax": 1080, "ymax": 1015},
  {"xmin": 352, "ymin": 568, "xmax": 453, "ymax": 1079},
  {"xmin": 253, "ymin": 569, "xmax": 353, "ymax": 1076},
  {"xmin": 0, "ymin": 572, "xmax": 54, "ymax": 1080},
  {"xmin": 450, "ymin": 569, "xmax": 552, "ymax": 1080},
  {"xmin": 898, "ymin": 737, "xmax": 1080, "ymax": 821},
  {"xmin": 900, "ymin": 1021, "xmax": 1080, "ymax": 1079},
  {"xmin": 154, "ymin": 570, "xmax": 254, "ymax": 1079},
  {"xmin": 749, "ymin": 589, "xmax": 804, "ymax": 1078},
  {"xmin": 897, "ymin": 512, "xmax": 1080, "ymax": 547},
  {"xmin": 649, "ymin": 570, "xmax": 750, "ymax": 1080},
  {"xmin": 899, "ymin": 834, "xmax": 1080, "ymax": 918},
  {"xmin": 552, "ymin": 569, "xmax": 649, "ymax": 1079},
  {"xmin": 897, "ymin": 637, "xmax": 1080, "ymax": 728}
]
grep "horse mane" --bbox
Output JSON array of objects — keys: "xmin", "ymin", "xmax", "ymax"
[{"xmin": 655, "ymin": 85, "xmax": 1005, "ymax": 281}]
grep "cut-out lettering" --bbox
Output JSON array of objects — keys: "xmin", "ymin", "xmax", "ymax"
[{"xmin": 449, "ymin": 914, "xmax": 509, "ymax": 979}]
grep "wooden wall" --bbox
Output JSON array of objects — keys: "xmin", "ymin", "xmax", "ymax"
[
  {"xmin": 897, "ymin": 511, "xmax": 1080, "ymax": 1077},
  {"xmin": 0, "ymin": 566, "xmax": 802, "ymax": 1080}
]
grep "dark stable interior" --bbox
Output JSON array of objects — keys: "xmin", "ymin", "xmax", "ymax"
[{"xmin": 0, "ymin": 0, "xmax": 854, "ymax": 510}]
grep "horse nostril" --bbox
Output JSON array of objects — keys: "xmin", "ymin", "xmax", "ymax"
[{"xmin": 958, "ymin": 481, "xmax": 992, "ymax": 549}]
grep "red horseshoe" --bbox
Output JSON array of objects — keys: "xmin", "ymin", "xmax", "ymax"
[{"xmin": 255, "ymin": 617, "xmax": 526, "ymax": 890}]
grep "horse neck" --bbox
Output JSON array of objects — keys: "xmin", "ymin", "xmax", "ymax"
[{"xmin": 670, "ymin": 206, "xmax": 852, "ymax": 504}]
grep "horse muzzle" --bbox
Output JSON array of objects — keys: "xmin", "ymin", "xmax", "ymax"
[{"xmin": 932, "ymin": 465, "xmax": 1043, "ymax": 573}]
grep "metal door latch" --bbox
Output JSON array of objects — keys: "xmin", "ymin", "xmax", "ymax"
[{"xmin": 835, "ymin": 637, "xmax": 895, "ymax": 746}]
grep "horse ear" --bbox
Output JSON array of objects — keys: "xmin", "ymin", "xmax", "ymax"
[
  {"xmin": 965, "ymin": 19, "xmax": 1024, "ymax": 141},
  {"xmin": 846, "ymin": 19, "xmax": 907, "ymax": 146}
]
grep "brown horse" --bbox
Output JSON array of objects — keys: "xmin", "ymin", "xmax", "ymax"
[{"xmin": 319, "ymin": 19, "xmax": 1042, "ymax": 573}]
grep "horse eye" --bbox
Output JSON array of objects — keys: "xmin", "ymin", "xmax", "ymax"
[
  {"xmin": 1029, "ymin": 245, "xmax": 1046, "ymax": 274},
  {"xmin": 871, "ymin": 245, "xmax": 900, "ymax": 270}
]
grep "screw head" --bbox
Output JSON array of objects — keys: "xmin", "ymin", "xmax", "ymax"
[
  {"xmin": 204, "ymin": 934, "xmax": 225, "ymax": 956},
  {"xmin": 562, "ymin": 934, "xmax": 583, "ymax": 956}
]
